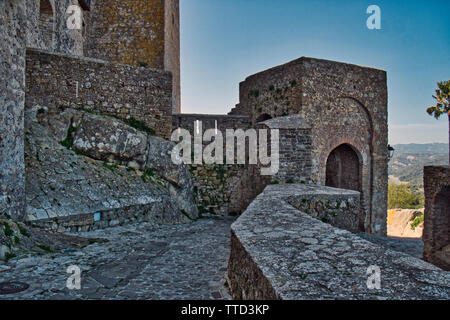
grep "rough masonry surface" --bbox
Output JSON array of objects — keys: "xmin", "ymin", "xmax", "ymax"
[{"xmin": 228, "ymin": 184, "xmax": 450, "ymax": 300}]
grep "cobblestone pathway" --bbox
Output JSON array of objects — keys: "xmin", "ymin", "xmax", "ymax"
[{"xmin": 0, "ymin": 217, "xmax": 235, "ymax": 300}]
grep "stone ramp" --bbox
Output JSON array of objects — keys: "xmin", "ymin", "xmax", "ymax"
[{"xmin": 228, "ymin": 184, "xmax": 450, "ymax": 300}]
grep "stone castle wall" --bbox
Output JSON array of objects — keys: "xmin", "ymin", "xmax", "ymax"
[
  {"xmin": 259, "ymin": 116, "xmax": 313, "ymax": 184},
  {"xmin": 85, "ymin": 0, "xmax": 165, "ymax": 67},
  {"xmin": 233, "ymin": 57, "xmax": 388, "ymax": 235},
  {"xmin": 172, "ymin": 114, "xmax": 270, "ymax": 215},
  {"xmin": 0, "ymin": 0, "xmax": 27, "ymax": 220},
  {"xmin": 25, "ymin": 49, "xmax": 173, "ymax": 139},
  {"xmin": 423, "ymin": 166, "xmax": 450, "ymax": 270},
  {"xmin": 85, "ymin": 0, "xmax": 180, "ymax": 113},
  {"xmin": 164, "ymin": 0, "xmax": 181, "ymax": 113},
  {"xmin": 26, "ymin": 0, "xmax": 86, "ymax": 56}
]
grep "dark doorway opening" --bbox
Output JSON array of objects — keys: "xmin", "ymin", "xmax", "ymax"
[
  {"xmin": 325, "ymin": 144, "xmax": 361, "ymax": 191},
  {"xmin": 256, "ymin": 113, "xmax": 272, "ymax": 123},
  {"xmin": 39, "ymin": 0, "xmax": 54, "ymax": 49}
]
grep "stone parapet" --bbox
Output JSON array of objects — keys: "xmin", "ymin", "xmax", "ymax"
[{"xmin": 228, "ymin": 184, "xmax": 450, "ymax": 300}]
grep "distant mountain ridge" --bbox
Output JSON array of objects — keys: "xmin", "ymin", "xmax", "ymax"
[{"xmin": 392, "ymin": 143, "xmax": 448, "ymax": 154}]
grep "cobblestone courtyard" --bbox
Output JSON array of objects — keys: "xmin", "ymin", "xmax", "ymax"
[
  {"xmin": 0, "ymin": 217, "xmax": 235, "ymax": 300},
  {"xmin": 0, "ymin": 214, "xmax": 431, "ymax": 300}
]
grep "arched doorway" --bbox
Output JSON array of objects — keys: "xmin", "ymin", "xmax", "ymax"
[
  {"xmin": 39, "ymin": 0, "xmax": 54, "ymax": 49},
  {"xmin": 325, "ymin": 144, "xmax": 361, "ymax": 191},
  {"xmin": 432, "ymin": 186, "xmax": 450, "ymax": 252}
]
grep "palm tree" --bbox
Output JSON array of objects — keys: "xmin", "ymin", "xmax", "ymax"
[{"xmin": 427, "ymin": 80, "xmax": 450, "ymax": 164}]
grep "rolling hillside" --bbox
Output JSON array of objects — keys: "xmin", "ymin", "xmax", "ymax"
[{"xmin": 388, "ymin": 143, "xmax": 448, "ymax": 191}]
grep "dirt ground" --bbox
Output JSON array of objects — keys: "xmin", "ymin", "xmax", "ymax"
[{"xmin": 387, "ymin": 209, "xmax": 424, "ymax": 238}]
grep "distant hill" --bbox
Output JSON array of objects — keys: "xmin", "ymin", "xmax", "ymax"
[
  {"xmin": 388, "ymin": 143, "xmax": 448, "ymax": 192},
  {"xmin": 392, "ymin": 143, "xmax": 448, "ymax": 154}
]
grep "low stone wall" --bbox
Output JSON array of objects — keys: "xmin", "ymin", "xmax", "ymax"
[
  {"xmin": 423, "ymin": 166, "xmax": 450, "ymax": 270},
  {"xmin": 189, "ymin": 164, "xmax": 269, "ymax": 216},
  {"xmin": 228, "ymin": 184, "xmax": 450, "ymax": 300},
  {"xmin": 287, "ymin": 185, "xmax": 363, "ymax": 233},
  {"xmin": 30, "ymin": 202, "xmax": 178, "ymax": 233},
  {"xmin": 25, "ymin": 48, "xmax": 173, "ymax": 138}
]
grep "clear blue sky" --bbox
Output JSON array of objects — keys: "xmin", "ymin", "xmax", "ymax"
[{"xmin": 180, "ymin": 0, "xmax": 450, "ymax": 144}]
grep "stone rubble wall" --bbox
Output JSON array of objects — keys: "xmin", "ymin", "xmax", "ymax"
[
  {"xmin": 423, "ymin": 166, "xmax": 450, "ymax": 270},
  {"xmin": 228, "ymin": 184, "xmax": 450, "ymax": 300},
  {"xmin": 85, "ymin": 0, "xmax": 165, "ymax": 68},
  {"xmin": 26, "ymin": 0, "xmax": 85, "ymax": 56},
  {"xmin": 85, "ymin": 0, "xmax": 180, "ymax": 113},
  {"xmin": 233, "ymin": 57, "xmax": 387, "ymax": 235},
  {"xmin": 25, "ymin": 48, "xmax": 173, "ymax": 139},
  {"xmin": 259, "ymin": 116, "xmax": 313, "ymax": 184},
  {"xmin": 172, "ymin": 114, "xmax": 270, "ymax": 215},
  {"xmin": 0, "ymin": 0, "xmax": 27, "ymax": 220},
  {"xmin": 287, "ymin": 186, "xmax": 364, "ymax": 233}
]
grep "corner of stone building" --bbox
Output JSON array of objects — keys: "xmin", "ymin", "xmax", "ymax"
[{"xmin": 0, "ymin": 0, "xmax": 27, "ymax": 221}]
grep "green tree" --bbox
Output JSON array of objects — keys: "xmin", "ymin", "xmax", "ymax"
[
  {"xmin": 427, "ymin": 80, "xmax": 450, "ymax": 164},
  {"xmin": 388, "ymin": 182, "xmax": 424, "ymax": 209}
]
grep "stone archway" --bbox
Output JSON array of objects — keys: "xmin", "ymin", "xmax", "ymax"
[
  {"xmin": 39, "ymin": 0, "xmax": 54, "ymax": 49},
  {"xmin": 325, "ymin": 144, "xmax": 361, "ymax": 192},
  {"xmin": 39, "ymin": 0, "xmax": 53, "ymax": 15},
  {"xmin": 432, "ymin": 186, "xmax": 450, "ymax": 253}
]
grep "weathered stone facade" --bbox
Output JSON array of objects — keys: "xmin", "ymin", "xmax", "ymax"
[
  {"xmin": 287, "ymin": 185, "xmax": 363, "ymax": 233},
  {"xmin": 0, "ymin": 0, "xmax": 27, "ymax": 220},
  {"xmin": 423, "ymin": 166, "xmax": 450, "ymax": 270},
  {"xmin": 2, "ymin": 0, "xmax": 180, "ymax": 222},
  {"xmin": 3, "ymin": 1, "xmax": 388, "ymax": 236},
  {"xmin": 259, "ymin": 116, "xmax": 313, "ymax": 184},
  {"xmin": 172, "ymin": 114, "xmax": 269, "ymax": 216},
  {"xmin": 164, "ymin": 0, "xmax": 181, "ymax": 113},
  {"xmin": 26, "ymin": 0, "xmax": 87, "ymax": 55},
  {"xmin": 2, "ymin": 0, "xmax": 443, "ymax": 303},
  {"xmin": 26, "ymin": 49, "xmax": 173, "ymax": 139},
  {"xmin": 231, "ymin": 57, "xmax": 388, "ymax": 235},
  {"xmin": 85, "ymin": 0, "xmax": 180, "ymax": 113},
  {"xmin": 228, "ymin": 184, "xmax": 450, "ymax": 300}
]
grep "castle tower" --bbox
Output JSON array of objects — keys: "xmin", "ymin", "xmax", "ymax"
[{"xmin": 85, "ymin": 0, "xmax": 180, "ymax": 113}]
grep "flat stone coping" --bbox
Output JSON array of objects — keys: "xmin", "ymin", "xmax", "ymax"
[
  {"xmin": 229, "ymin": 184, "xmax": 450, "ymax": 300},
  {"xmin": 172, "ymin": 114, "xmax": 251, "ymax": 120},
  {"xmin": 26, "ymin": 48, "xmax": 169, "ymax": 75}
]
